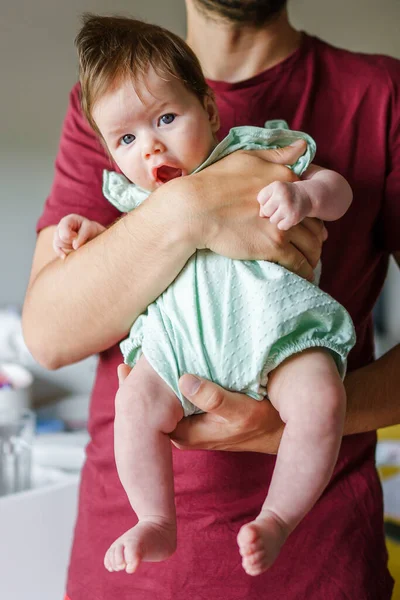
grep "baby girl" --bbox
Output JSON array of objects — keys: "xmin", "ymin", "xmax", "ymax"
[{"xmin": 53, "ymin": 15, "xmax": 355, "ymax": 577}]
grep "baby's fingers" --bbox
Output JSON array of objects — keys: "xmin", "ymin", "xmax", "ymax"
[
  {"xmin": 269, "ymin": 211, "xmax": 299, "ymax": 231},
  {"xmin": 277, "ymin": 217, "xmax": 297, "ymax": 231},
  {"xmin": 258, "ymin": 193, "xmax": 281, "ymax": 219},
  {"xmin": 54, "ymin": 246, "xmax": 67, "ymax": 260},
  {"xmin": 257, "ymin": 186, "xmax": 273, "ymax": 206},
  {"xmin": 71, "ymin": 220, "xmax": 99, "ymax": 249},
  {"xmin": 52, "ymin": 231, "xmax": 68, "ymax": 259},
  {"xmin": 57, "ymin": 217, "xmax": 78, "ymax": 244}
]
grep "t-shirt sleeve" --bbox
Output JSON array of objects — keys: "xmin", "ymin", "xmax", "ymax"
[
  {"xmin": 36, "ymin": 83, "xmax": 121, "ymax": 233},
  {"xmin": 379, "ymin": 57, "xmax": 400, "ymax": 253}
]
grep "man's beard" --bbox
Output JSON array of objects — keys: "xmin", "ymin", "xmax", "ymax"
[{"xmin": 193, "ymin": 0, "xmax": 287, "ymax": 26}]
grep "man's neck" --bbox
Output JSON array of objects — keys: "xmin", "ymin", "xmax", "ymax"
[{"xmin": 186, "ymin": 4, "xmax": 301, "ymax": 83}]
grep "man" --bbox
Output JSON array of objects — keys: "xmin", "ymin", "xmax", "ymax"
[{"xmin": 23, "ymin": 1, "xmax": 399, "ymax": 598}]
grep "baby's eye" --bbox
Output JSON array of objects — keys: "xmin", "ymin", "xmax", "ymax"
[
  {"xmin": 120, "ymin": 134, "xmax": 136, "ymax": 146},
  {"xmin": 159, "ymin": 114, "xmax": 175, "ymax": 126}
]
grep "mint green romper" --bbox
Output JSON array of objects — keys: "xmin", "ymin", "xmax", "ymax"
[{"xmin": 103, "ymin": 121, "xmax": 356, "ymax": 416}]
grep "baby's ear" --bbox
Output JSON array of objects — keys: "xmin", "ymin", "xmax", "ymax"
[{"xmin": 204, "ymin": 91, "xmax": 220, "ymax": 134}]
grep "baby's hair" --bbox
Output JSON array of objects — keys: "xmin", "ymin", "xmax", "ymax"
[{"xmin": 76, "ymin": 14, "xmax": 211, "ymax": 135}]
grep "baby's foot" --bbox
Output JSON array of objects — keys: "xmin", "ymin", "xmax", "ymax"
[
  {"xmin": 104, "ymin": 518, "xmax": 177, "ymax": 574},
  {"xmin": 237, "ymin": 510, "xmax": 289, "ymax": 576}
]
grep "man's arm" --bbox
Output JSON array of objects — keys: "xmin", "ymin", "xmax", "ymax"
[
  {"xmin": 23, "ymin": 144, "xmax": 325, "ymax": 369},
  {"xmin": 343, "ymin": 342, "xmax": 400, "ymax": 435},
  {"xmin": 23, "ymin": 194, "xmax": 194, "ymax": 368}
]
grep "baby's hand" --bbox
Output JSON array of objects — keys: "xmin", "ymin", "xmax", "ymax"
[
  {"xmin": 257, "ymin": 181, "xmax": 312, "ymax": 231},
  {"xmin": 53, "ymin": 214, "xmax": 105, "ymax": 259}
]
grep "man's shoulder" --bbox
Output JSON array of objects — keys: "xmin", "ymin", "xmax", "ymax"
[{"xmin": 307, "ymin": 34, "xmax": 400, "ymax": 89}]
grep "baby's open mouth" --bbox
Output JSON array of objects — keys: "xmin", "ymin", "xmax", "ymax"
[{"xmin": 155, "ymin": 165, "xmax": 183, "ymax": 183}]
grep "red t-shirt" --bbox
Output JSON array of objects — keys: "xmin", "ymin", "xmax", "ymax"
[{"xmin": 38, "ymin": 34, "xmax": 399, "ymax": 599}]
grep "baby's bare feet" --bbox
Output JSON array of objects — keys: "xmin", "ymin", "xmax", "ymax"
[
  {"xmin": 104, "ymin": 518, "xmax": 177, "ymax": 574},
  {"xmin": 237, "ymin": 510, "xmax": 289, "ymax": 576}
]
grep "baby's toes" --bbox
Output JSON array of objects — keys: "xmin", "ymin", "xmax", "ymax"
[
  {"xmin": 104, "ymin": 550, "xmax": 112, "ymax": 572},
  {"xmin": 113, "ymin": 544, "xmax": 127, "ymax": 571},
  {"xmin": 243, "ymin": 548, "xmax": 264, "ymax": 566},
  {"xmin": 238, "ymin": 524, "xmax": 260, "ymax": 552},
  {"xmin": 105, "ymin": 544, "xmax": 126, "ymax": 572},
  {"xmin": 104, "ymin": 547, "xmax": 115, "ymax": 572},
  {"xmin": 123, "ymin": 543, "xmax": 140, "ymax": 574},
  {"xmin": 243, "ymin": 549, "xmax": 268, "ymax": 575},
  {"xmin": 238, "ymin": 536, "xmax": 263, "ymax": 557},
  {"xmin": 243, "ymin": 562, "xmax": 263, "ymax": 576}
]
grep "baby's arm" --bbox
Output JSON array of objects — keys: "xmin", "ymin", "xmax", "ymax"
[
  {"xmin": 53, "ymin": 214, "xmax": 105, "ymax": 259},
  {"xmin": 258, "ymin": 165, "xmax": 353, "ymax": 231}
]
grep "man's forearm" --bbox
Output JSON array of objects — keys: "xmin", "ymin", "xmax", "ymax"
[
  {"xmin": 22, "ymin": 183, "xmax": 195, "ymax": 369},
  {"xmin": 343, "ymin": 343, "xmax": 400, "ymax": 435}
]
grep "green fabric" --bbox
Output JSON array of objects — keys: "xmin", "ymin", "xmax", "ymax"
[
  {"xmin": 103, "ymin": 122, "xmax": 355, "ymax": 416},
  {"xmin": 103, "ymin": 121, "xmax": 316, "ymax": 213}
]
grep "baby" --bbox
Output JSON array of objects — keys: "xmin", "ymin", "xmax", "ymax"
[{"xmin": 54, "ymin": 15, "xmax": 355, "ymax": 577}]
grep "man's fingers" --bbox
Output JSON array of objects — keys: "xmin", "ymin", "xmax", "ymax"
[
  {"xmin": 301, "ymin": 216, "xmax": 328, "ymax": 242},
  {"xmin": 117, "ymin": 364, "xmax": 131, "ymax": 386},
  {"xmin": 251, "ymin": 140, "xmax": 306, "ymax": 165},
  {"xmin": 264, "ymin": 241, "xmax": 314, "ymax": 282},
  {"xmin": 174, "ymin": 375, "xmax": 250, "ymax": 450},
  {"xmin": 289, "ymin": 219, "xmax": 325, "ymax": 271},
  {"xmin": 171, "ymin": 413, "xmax": 213, "ymax": 449},
  {"xmin": 284, "ymin": 250, "xmax": 314, "ymax": 281},
  {"xmin": 179, "ymin": 375, "xmax": 244, "ymax": 420}
]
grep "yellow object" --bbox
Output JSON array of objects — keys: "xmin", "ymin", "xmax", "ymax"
[
  {"xmin": 378, "ymin": 424, "xmax": 400, "ymax": 441},
  {"xmin": 378, "ymin": 425, "xmax": 400, "ymax": 597}
]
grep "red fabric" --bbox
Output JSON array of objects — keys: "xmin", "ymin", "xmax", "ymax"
[{"xmin": 38, "ymin": 34, "xmax": 399, "ymax": 599}]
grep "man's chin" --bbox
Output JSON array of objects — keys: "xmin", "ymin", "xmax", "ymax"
[{"xmin": 192, "ymin": 0, "xmax": 287, "ymax": 26}]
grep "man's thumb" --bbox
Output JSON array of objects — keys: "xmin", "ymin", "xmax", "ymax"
[
  {"xmin": 179, "ymin": 374, "xmax": 230, "ymax": 416},
  {"xmin": 179, "ymin": 374, "xmax": 202, "ymax": 397},
  {"xmin": 257, "ymin": 139, "xmax": 306, "ymax": 165}
]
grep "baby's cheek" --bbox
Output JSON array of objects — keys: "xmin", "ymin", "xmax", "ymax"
[
  {"xmin": 184, "ymin": 134, "xmax": 213, "ymax": 173},
  {"xmin": 121, "ymin": 160, "xmax": 150, "ymax": 190}
]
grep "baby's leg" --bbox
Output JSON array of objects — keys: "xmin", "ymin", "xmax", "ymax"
[
  {"xmin": 104, "ymin": 355, "xmax": 184, "ymax": 574},
  {"xmin": 238, "ymin": 349, "xmax": 346, "ymax": 576}
]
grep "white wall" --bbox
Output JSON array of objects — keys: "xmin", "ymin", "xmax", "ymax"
[
  {"xmin": 0, "ymin": 0, "xmax": 185, "ymax": 307},
  {"xmin": 290, "ymin": 0, "xmax": 400, "ymax": 57},
  {"xmin": 1, "ymin": 0, "xmax": 399, "ymax": 331}
]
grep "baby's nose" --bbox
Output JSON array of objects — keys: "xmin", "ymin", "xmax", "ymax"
[{"xmin": 143, "ymin": 140, "xmax": 165, "ymax": 159}]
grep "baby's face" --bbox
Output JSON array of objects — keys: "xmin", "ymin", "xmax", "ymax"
[{"xmin": 92, "ymin": 68, "xmax": 219, "ymax": 191}]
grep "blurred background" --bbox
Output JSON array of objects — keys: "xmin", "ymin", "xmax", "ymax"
[{"xmin": 0, "ymin": 1, "xmax": 399, "ymax": 599}]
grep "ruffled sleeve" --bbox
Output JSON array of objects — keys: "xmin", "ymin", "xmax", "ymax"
[
  {"xmin": 194, "ymin": 121, "xmax": 316, "ymax": 179},
  {"xmin": 102, "ymin": 170, "xmax": 150, "ymax": 213}
]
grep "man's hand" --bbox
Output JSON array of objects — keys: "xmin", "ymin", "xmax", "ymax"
[
  {"xmin": 182, "ymin": 142, "xmax": 326, "ymax": 282},
  {"xmin": 117, "ymin": 363, "xmax": 283, "ymax": 453},
  {"xmin": 171, "ymin": 375, "xmax": 284, "ymax": 453}
]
